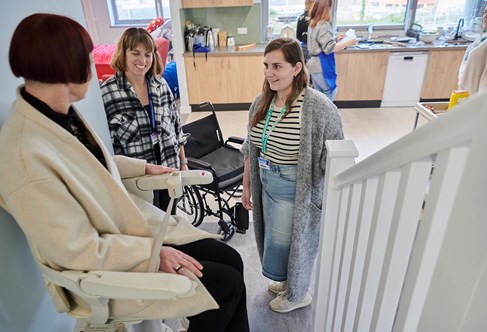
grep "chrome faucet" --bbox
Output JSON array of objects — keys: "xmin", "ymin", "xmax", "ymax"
[
  {"xmin": 368, "ymin": 24, "xmax": 374, "ymax": 40},
  {"xmin": 454, "ymin": 18, "xmax": 464, "ymax": 40}
]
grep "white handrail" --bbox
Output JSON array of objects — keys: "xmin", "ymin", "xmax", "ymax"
[
  {"xmin": 333, "ymin": 91, "xmax": 486, "ymax": 189},
  {"xmin": 314, "ymin": 90, "xmax": 487, "ymax": 332}
]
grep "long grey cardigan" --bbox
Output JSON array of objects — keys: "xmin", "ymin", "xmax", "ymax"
[{"xmin": 242, "ymin": 87, "xmax": 344, "ymax": 301}]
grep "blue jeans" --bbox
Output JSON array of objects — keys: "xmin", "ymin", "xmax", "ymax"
[
  {"xmin": 310, "ymin": 72, "xmax": 337, "ymax": 101},
  {"xmin": 259, "ymin": 163, "xmax": 297, "ymax": 281}
]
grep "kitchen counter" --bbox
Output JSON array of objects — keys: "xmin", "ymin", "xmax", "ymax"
[
  {"xmin": 183, "ymin": 39, "xmax": 469, "ymax": 57},
  {"xmin": 183, "ymin": 43, "xmax": 268, "ymax": 57},
  {"xmin": 183, "ymin": 38, "xmax": 469, "ymax": 105},
  {"xmin": 344, "ymin": 40, "xmax": 469, "ymax": 53}
]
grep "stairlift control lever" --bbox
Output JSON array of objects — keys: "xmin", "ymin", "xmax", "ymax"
[{"xmin": 167, "ymin": 172, "xmax": 183, "ymax": 198}]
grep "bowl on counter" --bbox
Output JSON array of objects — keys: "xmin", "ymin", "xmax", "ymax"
[{"xmin": 419, "ymin": 32, "xmax": 440, "ymax": 43}]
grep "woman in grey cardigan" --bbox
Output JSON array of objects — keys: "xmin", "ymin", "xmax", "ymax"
[{"xmin": 241, "ymin": 38, "xmax": 344, "ymax": 313}]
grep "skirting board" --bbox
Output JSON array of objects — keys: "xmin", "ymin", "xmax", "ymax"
[
  {"xmin": 334, "ymin": 100, "xmax": 381, "ymax": 109},
  {"xmin": 191, "ymin": 103, "xmax": 252, "ymax": 111}
]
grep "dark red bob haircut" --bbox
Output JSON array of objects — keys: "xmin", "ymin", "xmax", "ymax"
[{"xmin": 9, "ymin": 13, "xmax": 94, "ymax": 84}]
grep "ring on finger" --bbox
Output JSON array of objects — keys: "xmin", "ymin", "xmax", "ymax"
[{"xmin": 174, "ymin": 264, "xmax": 183, "ymax": 272}]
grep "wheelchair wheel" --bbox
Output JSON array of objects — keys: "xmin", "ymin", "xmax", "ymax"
[
  {"xmin": 176, "ymin": 185, "xmax": 204, "ymax": 227},
  {"xmin": 217, "ymin": 209, "xmax": 236, "ymax": 242}
]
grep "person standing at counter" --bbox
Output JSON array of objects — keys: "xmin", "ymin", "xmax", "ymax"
[
  {"xmin": 100, "ymin": 28, "xmax": 187, "ymax": 213},
  {"xmin": 307, "ymin": 0, "xmax": 357, "ymax": 100},
  {"xmin": 296, "ymin": 0, "xmax": 315, "ymax": 63},
  {"xmin": 241, "ymin": 38, "xmax": 344, "ymax": 313},
  {"xmin": 458, "ymin": 4, "xmax": 487, "ymax": 95}
]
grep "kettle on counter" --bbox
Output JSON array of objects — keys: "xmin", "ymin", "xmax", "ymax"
[
  {"xmin": 227, "ymin": 34, "xmax": 235, "ymax": 49},
  {"xmin": 406, "ymin": 23, "xmax": 423, "ymax": 40}
]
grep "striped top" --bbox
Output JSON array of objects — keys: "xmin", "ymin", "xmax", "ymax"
[{"xmin": 250, "ymin": 96, "xmax": 303, "ymax": 165}]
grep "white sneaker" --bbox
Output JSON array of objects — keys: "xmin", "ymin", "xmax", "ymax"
[
  {"xmin": 269, "ymin": 291, "xmax": 312, "ymax": 313},
  {"xmin": 268, "ymin": 280, "xmax": 287, "ymax": 294}
]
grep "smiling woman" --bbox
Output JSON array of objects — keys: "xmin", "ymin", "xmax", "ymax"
[
  {"xmin": 100, "ymin": 28, "xmax": 188, "ymax": 213},
  {"xmin": 241, "ymin": 38, "xmax": 344, "ymax": 314}
]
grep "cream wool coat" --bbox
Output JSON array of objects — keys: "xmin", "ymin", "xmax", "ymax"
[{"xmin": 0, "ymin": 88, "xmax": 220, "ymax": 319}]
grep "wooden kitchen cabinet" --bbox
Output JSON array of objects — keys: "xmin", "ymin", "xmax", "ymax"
[
  {"xmin": 184, "ymin": 55, "xmax": 264, "ymax": 104},
  {"xmin": 335, "ymin": 52, "xmax": 389, "ymax": 101},
  {"xmin": 421, "ymin": 49, "xmax": 464, "ymax": 100},
  {"xmin": 181, "ymin": 0, "xmax": 253, "ymax": 8}
]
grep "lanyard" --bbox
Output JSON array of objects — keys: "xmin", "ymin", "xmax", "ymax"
[
  {"xmin": 261, "ymin": 98, "xmax": 287, "ymax": 153},
  {"xmin": 146, "ymin": 78, "xmax": 156, "ymax": 131}
]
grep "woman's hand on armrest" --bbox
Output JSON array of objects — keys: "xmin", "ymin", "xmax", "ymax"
[{"xmin": 145, "ymin": 163, "xmax": 178, "ymax": 175}]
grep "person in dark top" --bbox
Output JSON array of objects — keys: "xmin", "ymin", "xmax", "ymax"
[{"xmin": 296, "ymin": 0, "xmax": 315, "ymax": 63}]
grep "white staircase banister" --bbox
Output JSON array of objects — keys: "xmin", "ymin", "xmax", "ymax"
[{"xmin": 332, "ymin": 91, "xmax": 485, "ymax": 189}]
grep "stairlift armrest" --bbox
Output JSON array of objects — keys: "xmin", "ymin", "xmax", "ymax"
[
  {"xmin": 134, "ymin": 170, "xmax": 213, "ymax": 189},
  {"xmin": 122, "ymin": 171, "xmax": 213, "ymax": 202},
  {"xmin": 79, "ymin": 271, "xmax": 196, "ymax": 300},
  {"xmin": 41, "ymin": 267, "xmax": 196, "ymax": 301}
]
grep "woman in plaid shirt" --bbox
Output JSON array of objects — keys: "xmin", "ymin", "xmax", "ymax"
[{"xmin": 101, "ymin": 28, "xmax": 187, "ymax": 212}]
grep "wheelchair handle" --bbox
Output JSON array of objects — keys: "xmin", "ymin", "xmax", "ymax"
[{"xmin": 198, "ymin": 101, "xmax": 215, "ymax": 113}]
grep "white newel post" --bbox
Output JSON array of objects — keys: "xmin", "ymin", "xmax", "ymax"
[{"xmin": 313, "ymin": 140, "xmax": 358, "ymax": 332}]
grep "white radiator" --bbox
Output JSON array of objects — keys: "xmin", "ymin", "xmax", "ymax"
[{"xmin": 314, "ymin": 91, "xmax": 487, "ymax": 331}]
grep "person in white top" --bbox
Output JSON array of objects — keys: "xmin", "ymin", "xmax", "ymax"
[{"xmin": 458, "ymin": 4, "xmax": 487, "ymax": 95}]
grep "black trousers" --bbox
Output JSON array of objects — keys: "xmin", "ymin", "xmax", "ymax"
[
  {"xmin": 173, "ymin": 239, "xmax": 249, "ymax": 332},
  {"xmin": 154, "ymin": 189, "xmax": 177, "ymax": 215}
]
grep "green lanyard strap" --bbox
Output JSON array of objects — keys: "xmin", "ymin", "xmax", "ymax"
[{"xmin": 261, "ymin": 98, "xmax": 287, "ymax": 153}]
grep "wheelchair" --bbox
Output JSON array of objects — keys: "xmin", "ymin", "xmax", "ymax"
[{"xmin": 177, "ymin": 102, "xmax": 248, "ymax": 241}]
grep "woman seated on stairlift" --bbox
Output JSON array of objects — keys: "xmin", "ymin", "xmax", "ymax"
[{"xmin": 0, "ymin": 13, "xmax": 249, "ymax": 332}]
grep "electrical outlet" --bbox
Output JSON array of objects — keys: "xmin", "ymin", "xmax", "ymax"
[{"xmin": 237, "ymin": 27, "xmax": 248, "ymax": 35}]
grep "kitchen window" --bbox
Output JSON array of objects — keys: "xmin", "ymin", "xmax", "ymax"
[
  {"xmin": 108, "ymin": 0, "xmax": 170, "ymax": 26},
  {"xmin": 263, "ymin": 0, "xmax": 485, "ymax": 35}
]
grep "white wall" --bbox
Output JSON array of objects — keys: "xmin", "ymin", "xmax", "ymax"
[
  {"xmin": 81, "ymin": 0, "xmax": 127, "ymax": 44},
  {"xmin": 0, "ymin": 1, "xmax": 112, "ymax": 331}
]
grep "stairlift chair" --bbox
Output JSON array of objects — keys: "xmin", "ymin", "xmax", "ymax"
[{"xmin": 29, "ymin": 170, "xmax": 213, "ymax": 332}]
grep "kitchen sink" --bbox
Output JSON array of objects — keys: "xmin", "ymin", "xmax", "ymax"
[
  {"xmin": 443, "ymin": 39, "xmax": 471, "ymax": 45},
  {"xmin": 354, "ymin": 42, "xmax": 399, "ymax": 50}
]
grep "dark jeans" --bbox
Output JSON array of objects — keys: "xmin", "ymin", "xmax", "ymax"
[{"xmin": 173, "ymin": 239, "xmax": 249, "ymax": 332}]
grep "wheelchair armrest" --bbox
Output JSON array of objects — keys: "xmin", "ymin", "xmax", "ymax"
[
  {"xmin": 187, "ymin": 157, "xmax": 212, "ymax": 170},
  {"xmin": 226, "ymin": 136, "xmax": 245, "ymax": 145}
]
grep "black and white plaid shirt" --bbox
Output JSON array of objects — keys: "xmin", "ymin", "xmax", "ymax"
[{"xmin": 100, "ymin": 72, "xmax": 186, "ymax": 168}]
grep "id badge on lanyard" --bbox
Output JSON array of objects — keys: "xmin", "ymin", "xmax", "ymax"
[{"xmin": 150, "ymin": 132, "xmax": 159, "ymax": 145}]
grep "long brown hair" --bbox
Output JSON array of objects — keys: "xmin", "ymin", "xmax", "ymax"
[
  {"xmin": 309, "ymin": 0, "xmax": 333, "ymax": 28},
  {"xmin": 111, "ymin": 27, "xmax": 163, "ymax": 76},
  {"xmin": 305, "ymin": 0, "xmax": 315, "ymax": 11},
  {"xmin": 250, "ymin": 38, "xmax": 309, "ymax": 128}
]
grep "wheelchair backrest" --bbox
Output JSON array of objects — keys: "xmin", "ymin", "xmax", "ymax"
[{"xmin": 183, "ymin": 113, "xmax": 224, "ymax": 159}]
